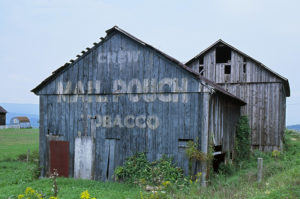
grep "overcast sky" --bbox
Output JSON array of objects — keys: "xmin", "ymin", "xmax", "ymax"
[{"xmin": 0, "ymin": 0, "xmax": 299, "ymax": 125}]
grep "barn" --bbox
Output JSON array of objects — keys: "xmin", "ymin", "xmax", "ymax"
[
  {"xmin": 32, "ymin": 26, "xmax": 245, "ymax": 184},
  {"xmin": 10, "ymin": 116, "xmax": 31, "ymax": 128},
  {"xmin": 186, "ymin": 40, "xmax": 290, "ymax": 151},
  {"xmin": 0, "ymin": 106, "xmax": 7, "ymax": 125}
]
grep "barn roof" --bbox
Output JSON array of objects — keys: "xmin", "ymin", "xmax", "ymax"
[
  {"xmin": 31, "ymin": 26, "xmax": 246, "ymax": 105},
  {"xmin": 185, "ymin": 39, "xmax": 290, "ymax": 97},
  {"xmin": 12, "ymin": 117, "xmax": 30, "ymax": 123},
  {"xmin": 0, "ymin": 106, "xmax": 7, "ymax": 113}
]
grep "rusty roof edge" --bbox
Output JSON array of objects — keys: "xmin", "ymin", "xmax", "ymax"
[
  {"xmin": 185, "ymin": 39, "xmax": 290, "ymax": 97},
  {"xmin": 11, "ymin": 116, "xmax": 30, "ymax": 122}
]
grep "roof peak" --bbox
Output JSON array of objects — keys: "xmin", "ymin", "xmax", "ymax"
[
  {"xmin": 185, "ymin": 39, "xmax": 290, "ymax": 96},
  {"xmin": 0, "ymin": 106, "xmax": 7, "ymax": 113}
]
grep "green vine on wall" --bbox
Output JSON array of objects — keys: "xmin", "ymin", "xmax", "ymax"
[
  {"xmin": 234, "ymin": 116, "xmax": 251, "ymax": 164},
  {"xmin": 185, "ymin": 138, "xmax": 214, "ymax": 179}
]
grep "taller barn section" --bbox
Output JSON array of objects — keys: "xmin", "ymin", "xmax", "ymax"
[
  {"xmin": 186, "ymin": 40, "xmax": 290, "ymax": 151},
  {"xmin": 32, "ymin": 27, "xmax": 245, "ymax": 181}
]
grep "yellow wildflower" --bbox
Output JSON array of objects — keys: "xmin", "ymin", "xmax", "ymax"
[
  {"xmin": 49, "ymin": 197, "xmax": 58, "ymax": 199},
  {"xmin": 80, "ymin": 190, "xmax": 90, "ymax": 199},
  {"xmin": 18, "ymin": 194, "xmax": 25, "ymax": 199},
  {"xmin": 35, "ymin": 193, "xmax": 43, "ymax": 199},
  {"xmin": 25, "ymin": 187, "xmax": 34, "ymax": 195},
  {"xmin": 161, "ymin": 181, "xmax": 171, "ymax": 187},
  {"xmin": 272, "ymin": 150, "xmax": 280, "ymax": 157},
  {"xmin": 196, "ymin": 172, "xmax": 202, "ymax": 177}
]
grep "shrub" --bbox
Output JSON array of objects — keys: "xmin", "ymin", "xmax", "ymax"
[
  {"xmin": 218, "ymin": 162, "xmax": 235, "ymax": 176},
  {"xmin": 114, "ymin": 153, "xmax": 184, "ymax": 185}
]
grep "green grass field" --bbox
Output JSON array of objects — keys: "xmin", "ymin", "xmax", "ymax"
[
  {"xmin": 0, "ymin": 128, "xmax": 299, "ymax": 199},
  {"xmin": 0, "ymin": 128, "xmax": 39, "ymax": 161}
]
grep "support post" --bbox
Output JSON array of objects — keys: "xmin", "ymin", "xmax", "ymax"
[
  {"xmin": 257, "ymin": 158, "xmax": 263, "ymax": 182},
  {"xmin": 200, "ymin": 93, "xmax": 210, "ymax": 187},
  {"xmin": 27, "ymin": 149, "xmax": 30, "ymax": 162}
]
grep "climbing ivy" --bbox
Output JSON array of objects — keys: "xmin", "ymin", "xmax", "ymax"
[{"xmin": 234, "ymin": 116, "xmax": 251, "ymax": 164}]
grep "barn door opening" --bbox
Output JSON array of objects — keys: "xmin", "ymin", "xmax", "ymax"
[
  {"xmin": 103, "ymin": 139, "xmax": 119, "ymax": 181},
  {"xmin": 212, "ymin": 145, "xmax": 225, "ymax": 172},
  {"xmin": 49, "ymin": 140, "xmax": 69, "ymax": 177}
]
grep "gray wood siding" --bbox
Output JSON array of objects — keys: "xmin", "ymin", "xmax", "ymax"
[
  {"xmin": 187, "ymin": 48, "xmax": 287, "ymax": 151},
  {"xmin": 37, "ymin": 32, "xmax": 242, "ymax": 179},
  {"xmin": 221, "ymin": 83, "xmax": 285, "ymax": 149},
  {"xmin": 209, "ymin": 94, "xmax": 241, "ymax": 152}
]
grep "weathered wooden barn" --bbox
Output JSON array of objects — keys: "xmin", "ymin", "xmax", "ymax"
[
  {"xmin": 10, "ymin": 116, "xmax": 31, "ymax": 128},
  {"xmin": 0, "ymin": 106, "xmax": 7, "ymax": 125},
  {"xmin": 186, "ymin": 40, "xmax": 290, "ymax": 151},
  {"xmin": 32, "ymin": 26, "xmax": 245, "ymax": 183}
]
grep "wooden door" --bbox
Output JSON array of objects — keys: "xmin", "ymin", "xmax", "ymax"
[
  {"xmin": 49, "ymin": 140, "xmax": 69, "ymax": 177},
  {"xmin": 103, "ymin": 139, "xmax": 119, "ymax": 181}
]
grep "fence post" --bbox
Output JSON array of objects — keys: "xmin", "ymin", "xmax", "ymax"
[
  {"xmin": 27, "ymin": 149, "xmax": 30, "ymax": 162},
  {"xmin": 257, "ymin": 158, "xmax": 263, "ymax": 182}
]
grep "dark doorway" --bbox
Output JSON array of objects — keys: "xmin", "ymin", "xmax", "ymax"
[
  {"xmin": 213, "ymin": 153, "xmax": 225, "ymax": 172},
  {"xmin": 212, "ymin": 145, "xmax": 225, "ymax": 172}
]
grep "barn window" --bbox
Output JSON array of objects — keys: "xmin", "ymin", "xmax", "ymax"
[
  {"xmin": 178, "ymin": 139, "xmax": 193, "ymax": 148},
  {"xmin": 216, "ymin": 45, "xmax": 231, "ymax": 63},
  {"xmin": 198, "ymin": 56, "xmax": 204, "ymax": 75},
  {"xmin": 225, "ymin": 65, "xmax": 231, "ymax": 74},
  {"xmin": 199, "ymin": 66, "xmax": 204, "ymax": 75}
]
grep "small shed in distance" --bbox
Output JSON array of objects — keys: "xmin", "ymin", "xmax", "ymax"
[
  {"xmin": 10, "ymin": 117, "xmax": 31, "ymax": 128},
  {"xmin": 0, "ymin": 106, "xmax": 7, "ymax": 125}
]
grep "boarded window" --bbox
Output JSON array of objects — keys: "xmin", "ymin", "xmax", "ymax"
[
  {"xmin": 225, "ymin": 65, "xmax": 231, "ymax": 74},
  {"xmin": 216, "ymin": 46, "xmax": 231, "ymax": 63}
]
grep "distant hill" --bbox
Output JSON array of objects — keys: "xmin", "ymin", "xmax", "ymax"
[
  {"xmin": 287, "ymin": 124, "xmax": 300, "ymax": 132},
  {"xmin": 0, "ymin": 103, "xmax": 39, "ymax": 128}
]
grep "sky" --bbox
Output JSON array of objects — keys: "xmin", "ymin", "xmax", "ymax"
[{"xmin": 0, "ymin": 0, "xmax": 299, "ymax": 125}]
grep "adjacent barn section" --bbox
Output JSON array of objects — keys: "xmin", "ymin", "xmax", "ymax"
[
  {"xmin": 186, "ymin": 40, "xmax": 290, "ymax": 151},
  {"xmin": 32, "ymin": 26, "xmax": 245, "ymax": 183},
  {"xmin": 10, "ymin": 116, "xmax": 31, "ymax": 128},
  {"xmin": 0, "ymin": 106, "xmax": 7, "ymax": 125}
]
